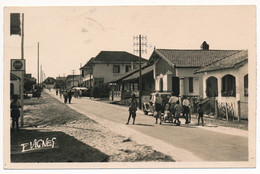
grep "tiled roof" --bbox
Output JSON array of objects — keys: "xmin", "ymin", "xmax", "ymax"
[
  {"xmin": 66, "ymin": 75, "xmax": 81, "ymax": 80},
  {"xmin": 194, "ymin": 50, "xmax": 248, "ymax": 73},
  {"xmin": 155, "ymin": 49, "xmax": 241, "ymax": 68},
  {"xmin": 93, "ymin": 51, "xmax": 148, "ymax": 63},
  {"xmin": 80, "ymin": 57, "xmax": 95, "ymax": 70},
  {"xmin": 123, "ymin": 65, "xmax": 153, "ymax": 81}
]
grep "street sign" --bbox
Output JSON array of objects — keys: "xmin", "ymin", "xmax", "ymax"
[{"xmin": 11, "ymin": 59, "xmax": 25, "ymax": 71}]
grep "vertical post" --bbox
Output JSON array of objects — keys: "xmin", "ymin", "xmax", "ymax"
[
  {"xmin": 225, "ymin": 103, "xmax": 228, "ymax": 121},
  {"xmin": 139, "ymin": 35, "xmax": 142, "ymax": 109},
  {"xmin": 37, "ymin": 42, "xmax": 40, "ymax": 99},
  {"xmin": 237, "ymin": 100, "xmax": 241, "ymax": 122},
  {"xmin": 90, "ymin": 66, "xmax": 92, "ymax": 99},
  {"xmin": 215, "ymin": 99, "xmax": 219, "ymax": 119},
  {"xmin": 20, "ymin": 13, "xmax": 24, "ymax": 127},
  {"xmin": 72, "ymin": 69, "xmax": 75, "ymax": 87}
]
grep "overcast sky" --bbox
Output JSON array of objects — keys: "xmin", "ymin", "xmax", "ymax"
[{"xmin": 4, "ymin": 6, "xmax": 255, "ymax": 80}]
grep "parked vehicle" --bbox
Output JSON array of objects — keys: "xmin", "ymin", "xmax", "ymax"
[{"xmin": 142, "ymin": 92, "xmax": 171, "ymax": 116}]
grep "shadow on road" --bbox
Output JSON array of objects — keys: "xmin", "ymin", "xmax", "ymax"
[
  {"xmin": 11, "ymin": 128, "xmax": 109, "ymax": 162},
  {"xmin": 134, "ymin": 123, "xmax": 155, "ymax": 127}
]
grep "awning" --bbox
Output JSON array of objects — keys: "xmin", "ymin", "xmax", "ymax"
[{"xmin": 123, "ymin": 66, "xmax": 153, "ymax": 81}]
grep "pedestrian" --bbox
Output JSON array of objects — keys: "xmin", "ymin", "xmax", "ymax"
[
  {"xmin": 68, "ymin": 89, "xmax": 73, "ymax": 104},
  {"xmin": 174, "ymin": 100, "xmax": 182, "ymax": 126},
  {"xmin": 63, "ymin": 89, "xmax": 68, "ymax": 103},
  {"xmin": 168, "ymin": 92, "xmax": 179, "ymax": 122},
  {"xmin": 182, "ymin": 95, "xmax": 190, "ymax": 124},
  {"xmin": 126, "ymin": 94, "xmax": 137, "ymax": 125},
  {"xmin": 154, "ymin": 92, "xmax": 163, "ymax": 124},
  {"xmin": 74, "ymin": 90, "xmax": 78, "ymax": 98},
  {"xmin": 79, "ymin": 89, "xmax": 82, "ymax": 98},
  {"xmin": 10, "ymin": 94, "xmax": 21, "ymax": 131},
  {"xmin": 197, "ymin": 103, "xmax": 205, "ymax": 126},
  {"xmin": 60, "ymin": 89, "xmax": 63, "ymax": 99}
]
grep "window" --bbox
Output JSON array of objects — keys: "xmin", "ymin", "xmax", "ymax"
[
  {"xmin": 113, "ymin": 65, "xmax": 120, "ymax": 73},
  {"xmin": 125, "ymin": 65, "xmax": 131, "ymax": 73},
  {"xmin": 221, "ymin": 74, "xmax": 236, "ymax": 97},
  {"xmin": 244, "ymin": 74, "xmax": 248, "ymax": 97},
  {"xmin": 189, "ymin": 77, "xmax": 193, "ymax": 93}
]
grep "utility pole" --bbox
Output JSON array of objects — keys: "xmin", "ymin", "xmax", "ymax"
[
  {"xmin": 133, "ymin": 35, "xmax": 147, "ymax": 109},
  {"xmin": 20, "ymin": 13, "xmax": 24, "ymax": 127},
  {"xmin": 37, "ymin": 42, "xmax": 40, "ymax": 99},
  {"xmin": 72, "ymin": 69, "xmax": 75, "ymax": 88}
]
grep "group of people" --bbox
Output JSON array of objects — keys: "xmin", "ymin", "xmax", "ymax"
[
  {"xmin": 62, "ymin": 89, "xmax": 73, "ymax": 104},
  {"xmin": 126, "ymin": 92, "xmax": 205, "ymax": 126}
]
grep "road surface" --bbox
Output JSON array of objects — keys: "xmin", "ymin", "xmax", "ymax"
[{"xmin": 47, "ymin": 90, "xmax": 248, "ymax": 162}]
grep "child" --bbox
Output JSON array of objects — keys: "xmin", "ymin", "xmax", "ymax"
[
  {"xmin": 174, "ymin": 100, "xmax": 182, "ymax": 126},
  {"xmin": 164, "ymin": 103, "xmax": 173, "ymax": 122},
  {"xmin": 197, "ymin": 103, "xmax": 204, "ymax": 126},
  {"xmin": 126, "ymin": 94, "xmax": 137, "ymax": 125}
]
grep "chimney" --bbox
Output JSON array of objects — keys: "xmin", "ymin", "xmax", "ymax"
[{"xmin": 201, "ymin": 41, "xmax": 209, "ymax": 50}]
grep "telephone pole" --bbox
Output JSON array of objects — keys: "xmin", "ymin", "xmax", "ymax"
[
  {"xmin": 72, "ymin": 69, "xmax": 75, "ymax": 87},
  {"xmin": 133, "ymin": 35, "xmax": 147, "ymax": 109},
  {"xmin": 37, "ymin": 42, "xmax": 40, "ymax": 99},
  {"xmin": 20, "ymin": 13, "xmax": 24, "ymax": 127}
]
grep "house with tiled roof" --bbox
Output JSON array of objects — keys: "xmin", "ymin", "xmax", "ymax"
[
  {"xmin": 149, "ymin": 42, "xmax": 241, "ymax": 98},
  {"xmin": 195, "ymin": 50, "xmax": 248, "ymax": 119},
  {"xmin": 80, "ymin": 51, "xmax": 148, "ymax": 89}
]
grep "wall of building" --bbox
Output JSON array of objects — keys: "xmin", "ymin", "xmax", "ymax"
[
  {"xmin": 92, "ymin": 63, "xmax": 133, "ymax": 83},
  {"xmin": 202, "ymin": 63, "xmax": 248, "ymax": 119}
]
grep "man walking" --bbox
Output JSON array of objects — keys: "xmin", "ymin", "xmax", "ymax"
[{"xmin": 182, "ymin": 95, "xmax": 190, "ymax": 124}]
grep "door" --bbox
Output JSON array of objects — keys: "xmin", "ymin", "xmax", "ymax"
[{"xmin": 172, "ymin": 77, "xmax": 179, "ymax": 96}]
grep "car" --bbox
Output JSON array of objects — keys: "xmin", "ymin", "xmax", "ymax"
[{"xmin": 142, "ymin": 92, "xmax": 171, "ymax": 116}]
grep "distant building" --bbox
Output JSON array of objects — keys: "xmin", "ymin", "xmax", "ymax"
[
  {"xmin": 43, "ymin": 77, "xmax": 56, "ymax": 89},
  {"xmin": 55, "ymin": 77, "xmax": 66, "ymax": 89},
  {"xmin": 80, "ymin": 51, "xmax": 148, "ymax": 89},
  {"xmin": 66, "ymin": 75, "xmax": 82, "ymax": 89}
]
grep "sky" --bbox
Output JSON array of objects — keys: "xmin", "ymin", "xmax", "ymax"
[{"xmin": 4, "ymin": 6, "xmax": 255, "ymax": 80}]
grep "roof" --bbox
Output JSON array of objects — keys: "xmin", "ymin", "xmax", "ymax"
[
  {"xmin": 123, "ymin": 66, "xmax": 153, "ymax": 81},
  {"xmin": 56, "ymin": 77, "xmax": 66, "ymax": 81},
  {"xmin": 66, "ymin": 75, "xmax": 81, "ymax": 80},
  {"xmin": 194, "ymin": 50, "xmax": 248, "ymax": 73},
  {"xmin": 80, "ymin": 57, "xmax": 95, "ymax": 70},
  {"xmin": 93, "ymin": 51, "xmax": 148, "ymax": 63},
  {"xmin": 153, "ymin": 49, "xmax": 241, "ymax": 68},
  {"xmin": 108, "ymin": 64, "xmax": 148, "ymax": 83}
]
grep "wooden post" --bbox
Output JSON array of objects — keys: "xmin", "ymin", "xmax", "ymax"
[
  {"xmin": 215, "ymin": 99, "xmax": 218, "ymax": 119},
  {"xmin": 20, "ymin": 13, "xmax": 24, "ymax": 127},
  {"xmin": 237, "ymin": 100, "xmax": 241, "ymax": 122},
  {"xmin": 225, "ymin": 103, "xmax": 228, "ymax": 121},
  {"xmin": 139, "ymin": 35, "xmax": 142, "ymax": 109}
]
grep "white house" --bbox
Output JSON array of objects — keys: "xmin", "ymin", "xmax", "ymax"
[
  {"xmin": 80, "ymin": 51, "xmax": 148, "ymax": 88},
  {"xmin": 149, "ymin": 43, "xmax": 241, "ymax": 98},
  {"xmin": 194, "ymin": 50, "xmax": 248, "ymax": 119}
]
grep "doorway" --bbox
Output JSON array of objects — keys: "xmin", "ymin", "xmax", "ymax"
[{"xmin": 172, "ymin": 77, "xmax": 179, "ymax": 96}]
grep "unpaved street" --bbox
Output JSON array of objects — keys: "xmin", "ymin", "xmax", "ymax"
[{"xmin": 47, "ymin": 90, "xmax": 248, "ymax": 162}]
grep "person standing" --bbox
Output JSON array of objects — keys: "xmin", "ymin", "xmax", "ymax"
[
  {"xmin": 126, "ymin": 94, "xmax": 137, "ymax": 125},
  {"xmin": 182, "ymin": 95, "xmax": 190, "ymax": 124},
  {"xmin": 154, "ymin": 92, "xmax": 163, "ymax": 124},
  {"xmin": 168, "ymin": 92, "xmax": 179, "ymax": 122},
  {"xmin": 63, "ymin": 89, "xmax": 68, "ymax": 104},
  {"xmin": 174, "ymin": 100, "xmax": 182, "ymax": 126},
  {"xmin": 197, "ymin": 103, "xmax": 205, "ymax": 126},
  {"xmin": 68, "ymin": 89, "xmax": 73, "ymax": 104},
  {"xmin": 10, "ymin": 95, "xmax": 21, "ymax": 131}
]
